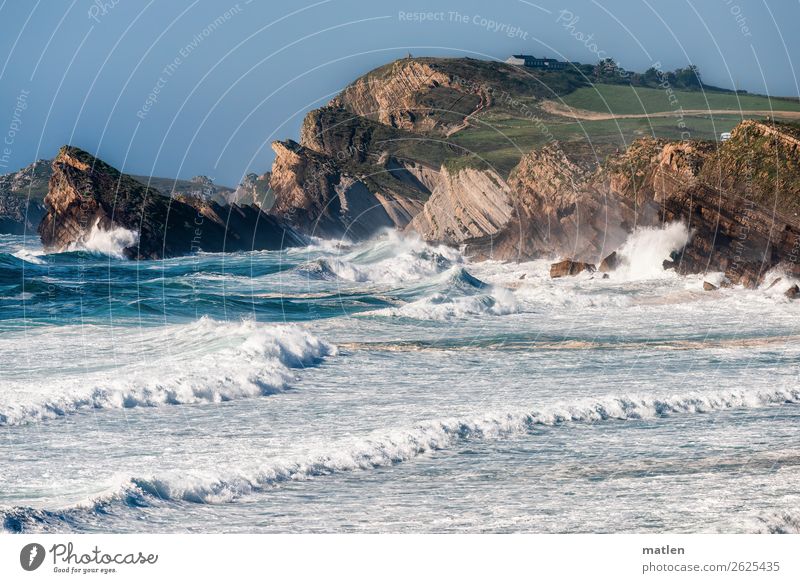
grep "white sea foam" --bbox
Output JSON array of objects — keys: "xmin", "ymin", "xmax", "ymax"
[
  {"xmin": 118, "ymin": 385, "xmax": 800, "ymax": 503},
  {"xmin": 296, "ymin": 231, "xmax": 462, "ymax": 284},
  {"xmin": 0, "ymin": 318, "xmax": 335, "ymax": 426},
  {"xmin": 10, "ymin": 248, "xmax": 46, "ymax": 264},
  {"xmin": 616, "ymin": 221, "xmax": 692, "ymax": 280},
  {"xmin": 4, "ymin": 385, "xmax": 797, "ymax": 521},
  {"xmin": 68, "ymin": 220, "xmax": 139, "ymax": 259}
]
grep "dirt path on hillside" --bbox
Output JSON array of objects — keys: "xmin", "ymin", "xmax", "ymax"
[{"xmin": 539, "ymin": 99, "xmax": 800, "ymax": 121}]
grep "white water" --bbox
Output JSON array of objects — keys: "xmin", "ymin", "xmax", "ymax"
[
  {"xmin": 0, "ymin": 318, "xmax": 334, "ymax": 426},
  {"xmin": 2, "ymin": 225, "xmax": 799, "ymax": 533},
  {"xmin": 68, "ymin": 219, "xmax": 139, "ymax": 258},
  {"xmin": 616, "ymin": 221, "xmax": 692, "ymax": 279}
]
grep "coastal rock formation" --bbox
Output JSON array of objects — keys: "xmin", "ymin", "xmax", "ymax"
[
  {"xmin": 228, "ymin": 172, "xmax": 274, "ymax": 208},
  {"xmin": 406, "ymin": 166, "xmax": 513, "ymax": 243},
  {"xmin": 598, "ymin": 251, "xmax": 619, "ymax": 272},
  {"xmin": 403, "ymin": 120, "xmax": 800, "ymax": 287},
  {"xmin": 331, "ymin": 57, "xmax": 585, "ymax": 136},
  {"xmin": 598, "ymin": 122, "xmax": 800, "ymax": 287},
  {"xmin": 39, "ymin": 146, "xmax": 303, "ymax": 259},
  {"xmin": 0, "ymin": 160, "xmax": 50, "ymax": 234},
  {"xmin": 269, "ymin": 139, "xmax": 424, "ymax": 240},
  {"xmin": 550, "ymin": 259, "xmax": 596, "ymax": 278},
  {"xmin": 331, "ymin": 60, "xmax": 484, "ymax": 135}
]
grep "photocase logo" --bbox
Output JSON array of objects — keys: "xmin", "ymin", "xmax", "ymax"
[{"xmin": 20, "ymin": 543, "xmax": 46, "ymax": 571}]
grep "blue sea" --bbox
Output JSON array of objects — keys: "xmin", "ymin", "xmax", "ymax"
[{"xmin": 1, "ymin": 227, "xmax": 799, "ymax": 533}]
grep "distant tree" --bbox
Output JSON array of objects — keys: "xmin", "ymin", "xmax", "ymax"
[
  {"xmin": 594, "ymin": 58, "xmax": 621, "ymax": 79},
  {"xmin": 673, "ymin": 65, "xmax": 702, "ymax": 89},
  {"xmin": 642, "ymin": 67, "xmax": 660, "ymax": 87}
]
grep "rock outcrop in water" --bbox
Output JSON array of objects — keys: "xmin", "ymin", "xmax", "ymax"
[
  {"xmin": 27, "ymin": 57, "xmax": 800, "ymax": 281},
  {"xmin": 268, "ymin": 57, "xmax": 585, "ymax": 240},
  {"xmin": 407, "ymin": 120, "xmax": 800, "ymax": 287},
  {"xmin": 0, "ymin": 160, "xmax": 50, "ymax": 234},
  {"xmin": 264, "ymin": 57, "xmax": 800, "ymax": 287},
  {"xmin": 39, "ymin": 146, "xmax": 304, "ymax": 259},
  {"xmin": 550, "ymin": 259, "xmax": 596, "ymax": 278}
]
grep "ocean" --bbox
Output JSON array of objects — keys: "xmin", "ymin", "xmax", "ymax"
[{"xmin": 1, "ymin": 226, "xmax": 798, "ymax": 534}]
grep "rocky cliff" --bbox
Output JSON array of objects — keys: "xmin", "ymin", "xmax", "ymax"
[
  {"xmin": 330, "ymin": 57, "xmax": 585, "ymax": 135},
  {"xmin": 0, "ymin": 160, "xmax": 50, "ymax": 234},
  {"xmin": 407, "ymin": 120, "xmax": 800, "ymax": 286},
  {"xmin": 228, "ymin": 172, "xmax": 274, "ymax": 208},
  {"xmin": 598, "ymin": 121, "xmax": 800, "ymax": 286},
  {"xmin": 267, "ymin": 56, "xmax": 587, "ymax": 240},
  {"xmin": 39, "ymin": 146, "xmax": 303, "ymax": 259}
]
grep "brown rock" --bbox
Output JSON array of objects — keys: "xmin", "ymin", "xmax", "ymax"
[
  {"xmin": 703, "ymin": 281, "xmax": 718, "ymax": 291},
  {"xmin": 39, "ymin": 146, "xmax": 303, "ymax": 259},
  {"xmin": 786, "ymin": 284, "xmax": 799, "ymax": 299},
  {"xmin": 598, "ymin": 251, "xmax": 619, "ymax": 272},
  {"xmin": 550, "ymin": 259, "xmax": 596, "ymax": 278}
]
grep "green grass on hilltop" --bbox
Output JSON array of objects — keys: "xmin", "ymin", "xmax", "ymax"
[
  {"xmin": 561, "ymin": 84, "xmax": 800, "ymax": 115},
  {"xmin": 448, "ymin": 112, "xmax": 765, "ymax": 177}
]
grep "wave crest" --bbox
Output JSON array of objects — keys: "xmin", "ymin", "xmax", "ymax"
[
  {"xmin": 0, "ymin": 318, "xmax": 335, "ymax": 426},
  {"xmin": 4, "ymin": 385, "xmax": 798, "ymax": 531}
]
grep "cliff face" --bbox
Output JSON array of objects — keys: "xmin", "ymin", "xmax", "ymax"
[
  {"xmin": 228, "ymin": 172, "xmax": 274, "ymax": 208},
  {"xmin": 406, "ymin": 166, "xmax": 513, "ymax": 243},
  {"xmin": 269, "ymin": 139, "xmax": 423, "ymax": 240},
  {"xmin": 266, "ymin": 56, "xmax": 593, "ymax": 241},
  {"xmin": 39, "ymin": 146, "xmax": 303, "ymax": 259},
  {"xmin": 407, "ymin": 120, "xmax": 800, "ymax": 286},
  {"xmin": 331, "ymin": 60, "xmax": 483, "ymax": 135},
  {"xmin": 330, "ymin": 57, "xmax": 586, "ymax": 136},
  {"xmin": 0, "ymin": 160, "xmax": 50, "ymax": 234},
  {"xmin": 591, "ymin": 123, "xmax": 800, "ymax": 286},
  {"xmin": 473, "ymin": 145, "xmax": 638, "ymax": 261}
]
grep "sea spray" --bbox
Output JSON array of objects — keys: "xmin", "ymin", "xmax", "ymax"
[
  {"xmin": 68, "ymin": 219, "xmax": 139, "ymax": 259},
  {"xmin": 616, "ymin": 222, "xmax": 692, "ymax": 280}
]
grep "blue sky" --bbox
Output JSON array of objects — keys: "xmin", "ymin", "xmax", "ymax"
[{"xmin": 0, "ymin": 0, "xmax": 798, "ymax": 187}]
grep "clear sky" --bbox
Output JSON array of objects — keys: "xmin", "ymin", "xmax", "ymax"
[{"xmin": 0, "ymin": 0, "xmax": 798, "ymax": 187}]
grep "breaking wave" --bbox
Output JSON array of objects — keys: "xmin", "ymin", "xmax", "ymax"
[
  {"xmin": 4, "ymin": 385, "xmax": 798, "ymax": 532},
  {"xmin": 0, "ymin": 318, "xmax": 335, "ymax": 426},
  {"xmin": 68, "ymin": 220, "xmax": 139, "ymax": 259},
  {"xmin": 294, "ymin": 231, "xmax": 460, "ymax": 284},
  {"xmin": 615, "ymin": 221, "xmax": 692, "ymax": 280},
  {"xmin": 364, "ymin": 267, "xmax": 519, "ymax": 320}
]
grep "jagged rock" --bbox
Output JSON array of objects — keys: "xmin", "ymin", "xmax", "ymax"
[
  {"xmin": 38, "ymin": 146, "xmax": 303, "ymax": 259},
  {"xmin": 550, "ymin": 259, "xmax": 596, "ymax": 278},
  {"xmin": 0, "ymin": 159, "xmax": 50, "ymax": 234},
  {"xmin": 598, "ymin": 251, "xmax": 619, "ymax": 272},
  {"xmin": 602, "ymin": 273, "xmax": 609, "ymax": 279},
  {"xmin": 406, "ymin": 166, "xmax": 513, "ymax": 245},
  {"xmin": 228, "ymin": 172, "xmax": 274, "ymax": 208},
  {"xmin": 703, "ymin": 281, "xmax": 718, "ymax": 291},
  {"xmin": 262, "ymin": 55, "xmax": 800, "ymax": 286},
  {"xmin": 459, "ymin": 143, "xmax": 634, "ymax": 262},
  {"xmin": 786, "ymin": 284, "xmax": 799, "ymax": 299},
  {"xmin": 269, "ymin": 139, "xmax": 423, "ymax": 240}
]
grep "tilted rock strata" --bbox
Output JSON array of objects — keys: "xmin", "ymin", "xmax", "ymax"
[{"xmin": 39, "ymin": 146, "xmax": 303, "ymax": 259}]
